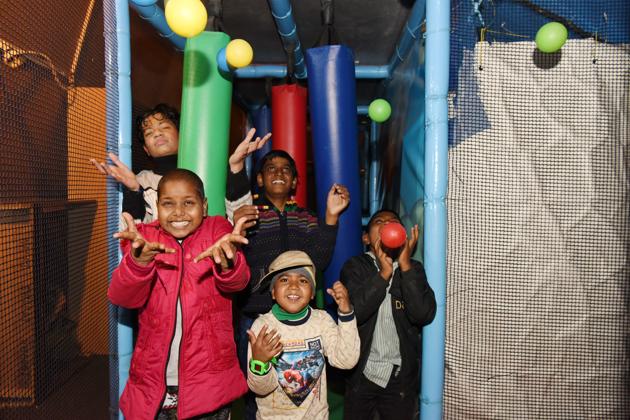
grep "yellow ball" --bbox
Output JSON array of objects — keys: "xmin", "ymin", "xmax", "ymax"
[
  {"xmin": 225, "ymin": 39, "xmax": 254, "ymax": 68},
  {"xmin": 165, "ymin": 0, "xmax": 207, "ymax": 38}
]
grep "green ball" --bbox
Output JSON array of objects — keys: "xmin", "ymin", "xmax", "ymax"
[
  {"xmin": 535, "ymin": 22, "xmax": 568, "ymax": 53},
  {"xmin": 368, "ymin": 99, "xmax": 392, "ymax": 123}
]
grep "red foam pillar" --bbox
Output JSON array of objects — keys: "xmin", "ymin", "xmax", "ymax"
[{"xmin": 271, "ymin": 84, "xmax": 308, "ymax": 207}]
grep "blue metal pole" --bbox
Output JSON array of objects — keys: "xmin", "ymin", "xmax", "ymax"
[
  {"xmin": 369, "ymin": 120, "xmax": 381, "ymax": 216},
  {"xmin": 267, "ymin": 0, "xmax": 307, "ymax": 78},
  {"xmin": 114, "ymin": 1, "xmax": 134, "ymax": 418},
  {"xmin": 421, "ymin": 0, "xmax": 449, "ymax": 419},
  {"xmin": 128, "ymin": 0, "xmax": 186, "ymax": 50},
  {"xmin": 233, "ymin": 64, "xmax": 388, "ymax": 79},
  {"xmin": 234, "ymin": 65, "xmax": 288, "ymax": 78},
  {"xmin": 355, "ymin": 65, "xmax": 389, "ymax": 78}
]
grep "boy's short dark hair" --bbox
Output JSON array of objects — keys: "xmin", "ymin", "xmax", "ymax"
[
  {"xmin": 158, "ymin": 169, "xmax": 205, "ymax": 200},
  {"xmin": 256, "ymin": 150, "xmax": 298, "ymax": 178},
  {"xmin": 135, "ymin": 103, "xmax": 180, "ymax": 145},
  {"xmin": 366, "ymin": 208, "xmax": 401, "ymax": 230}
]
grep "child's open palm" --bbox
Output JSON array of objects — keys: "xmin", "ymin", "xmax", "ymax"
[
  {"xmin": 90, "ymin": 152, "xmax": 141, "ymax": 192},
  {"xmin": 228, "ymin": 128, "xmax": 272, "ymax": 173},
  {"xmin": 247, "ymin": 324, "xmax": 283, "ymax": 363},
  {"xmin": 193, "ymin": 217, "xmax": 249, "ymax": 269},
  {"xmin": 114, "ymin": 212, "xmax": 175, "ymax": 265}
]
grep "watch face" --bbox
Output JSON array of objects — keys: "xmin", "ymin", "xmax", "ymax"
[{"xmin": 250, "ymin": 359, "xmax": 270, "ymax": 375}]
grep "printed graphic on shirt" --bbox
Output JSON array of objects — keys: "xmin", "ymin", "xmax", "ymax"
[{"xmin": 274, "ymin": 337, "xmax": 325, "ymax": 407}]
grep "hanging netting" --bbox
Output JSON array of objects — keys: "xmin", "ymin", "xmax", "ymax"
[
  {"xmin": 446, "ymin": 1, "xmax": 629, "ymax": 418},
  {"xmin": 0, "ymin": 0, "xmax": 119, "ymax": 418}
]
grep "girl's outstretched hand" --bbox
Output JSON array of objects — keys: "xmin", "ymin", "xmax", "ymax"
[
  {"xmin": 114, "ymin": 212, "xmax": 175, "ymax": 265},
  {"xmin": 194, "ymin": 217, "xmax": 249, "ymax": 269}
]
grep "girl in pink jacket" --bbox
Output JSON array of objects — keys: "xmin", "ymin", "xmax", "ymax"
[{"xmin": 109, "ymin": 169, "xmax": 250, "ymax": 420}]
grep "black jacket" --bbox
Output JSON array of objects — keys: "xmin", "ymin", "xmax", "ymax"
[{"xmin": 340, "ymin": 253, "xmax": 436, "ymax": 390}]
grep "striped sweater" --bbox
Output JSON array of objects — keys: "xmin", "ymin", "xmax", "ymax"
[{"xmin": 227, "ymin": 169, "xmax": 338, "ymax": 315}]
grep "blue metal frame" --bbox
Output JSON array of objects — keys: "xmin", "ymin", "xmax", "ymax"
[
  {"xmin": 234, "ymin": 64, "xmax": 389, "ymax": 79},
  {"xmin": 113, "ymin": 1, "xmax": 134, "ymax": 418},
  {"xmin": 128, "ymin": 0, "xmax": 186, "ymax": 50},
  {"xmin": 267, "ymin": 0, "xmax": 307, "ymax": 78},
  {"xmin": 421, "ymin": 0, "xmax": 449, "ymax": 418},
  {"xmin": 119, "ymin": 2, "xmax": 447, "ymax": 418}
]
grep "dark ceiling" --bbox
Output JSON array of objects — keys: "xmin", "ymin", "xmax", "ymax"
[{"xmin": 195, "ymin": 0, "xmax": 417, "ymax": 107}]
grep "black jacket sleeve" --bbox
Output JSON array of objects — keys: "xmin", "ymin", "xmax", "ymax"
[
  {"xmin": 340, "ymin": 257, "xmax": 389, "ymax": 325},
  {"xmin": 398, "ymin": 260, "xmax": 436, "ymax": 327},
  {"xmin": 122, "ymin": 187, "xmax": 146, "ymax": 221},
  {"xmin": 226, "ymin": 167, "xmax": 251, "ymax": 201}
]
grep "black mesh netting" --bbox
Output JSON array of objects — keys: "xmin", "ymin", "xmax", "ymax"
[
  {"xmin": 0, "ymin": 1, "xmax": 116, "ymax": 418},
  {"xmin": 446, "ymin": 1, "xmax": 629, "ymax": 418}
]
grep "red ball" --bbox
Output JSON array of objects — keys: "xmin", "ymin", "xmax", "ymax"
[{"xmin": 380, "ymin": 222, "xmax": 407, "ymax": 249}]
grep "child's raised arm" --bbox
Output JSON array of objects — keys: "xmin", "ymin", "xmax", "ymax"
[
  {"xmin": 228, "ymin": 128, "xmax": 272, "ymax": 174},
  {"xmin": 90, "ymin": 152, "xmax": 140, "ymax": 192},
  {"xmin": 320, "ymin": 301, "xmax": 360, "ymax": 370},
  {"xmin": 324, "ymin": 183, "xmax": 350, "ymax": 225}
]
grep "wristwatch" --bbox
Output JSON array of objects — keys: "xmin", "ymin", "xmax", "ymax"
[{"xmin": 249, "ymin": 358, "xmax": 271, "ymax": 376}]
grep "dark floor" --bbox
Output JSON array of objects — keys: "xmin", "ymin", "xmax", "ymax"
[
  {"xmin": 0, "ymin": 356, "xmax": 346, "ymax": 420},
  {"xmin": 1, "ymin": 356, "xmax": 109, "ymax": 420}
]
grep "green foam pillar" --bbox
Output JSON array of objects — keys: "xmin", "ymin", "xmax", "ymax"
[{"xmin": 178, "ymin": 32, "xmax": 232, "ymax": 216}]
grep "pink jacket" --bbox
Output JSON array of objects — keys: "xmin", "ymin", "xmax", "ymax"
[{"xmin": 108, "ymin": 216, "xmax": 250, "ymax": 420}]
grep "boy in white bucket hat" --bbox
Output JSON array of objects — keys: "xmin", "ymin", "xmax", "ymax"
[{"xmin": 246, "ymin": 250, "xmax": 359, "ymax": 419}]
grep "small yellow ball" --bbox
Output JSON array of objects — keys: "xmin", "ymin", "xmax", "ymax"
[
  {"xmin": 225, "ymin": 39, "xmax": 254, "ymax": 68},
  {"xmin": 165, "ymin": 0, "xmax": 207, "ymax": 39}
]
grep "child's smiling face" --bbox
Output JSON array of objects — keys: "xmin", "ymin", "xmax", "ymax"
[
  {"xmin": 157, "ymin": 178, "xmax": 207, "ymax": 239},
  {"xmin": 271, "ymin": 270, "xmax": 314, "ymax": 313},
  {"xmin": 257, "ymin": 156, "xmax": 297, "ymax": 199}
]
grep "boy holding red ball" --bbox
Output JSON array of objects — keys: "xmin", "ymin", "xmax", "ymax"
[{"xmin": 340, "ymin": 209, "xmax": 436, "ymax": 420}]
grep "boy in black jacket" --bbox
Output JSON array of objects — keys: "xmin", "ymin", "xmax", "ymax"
[{"xmin": 340, "ymin": 209, "xmax": 436, "ymax": 420}]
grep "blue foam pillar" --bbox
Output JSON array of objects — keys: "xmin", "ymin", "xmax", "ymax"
[
  {"xmin": 251, "ymin": 105, "xmax": 272, "ymax": 190},
  {"xmin": 306, "ymin": 45, "xmax": 363, "ymax": 307},
  {"xmin": 252, "ymin": 105, "xmax": 273, "ymax": 162}
]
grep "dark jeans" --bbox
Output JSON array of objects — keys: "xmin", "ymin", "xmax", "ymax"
[
  {"xmin": 344, "ymin": 369, "xmax": 418, "ymax": 420},
  {"xmin": 236, "ymin": 312, "xmax": 258, "ymax": 420}
]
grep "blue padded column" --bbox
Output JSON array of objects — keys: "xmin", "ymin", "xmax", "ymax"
[{"xmin": 306, "ymin": 45, "xmax": 363, "ymax": 307}]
